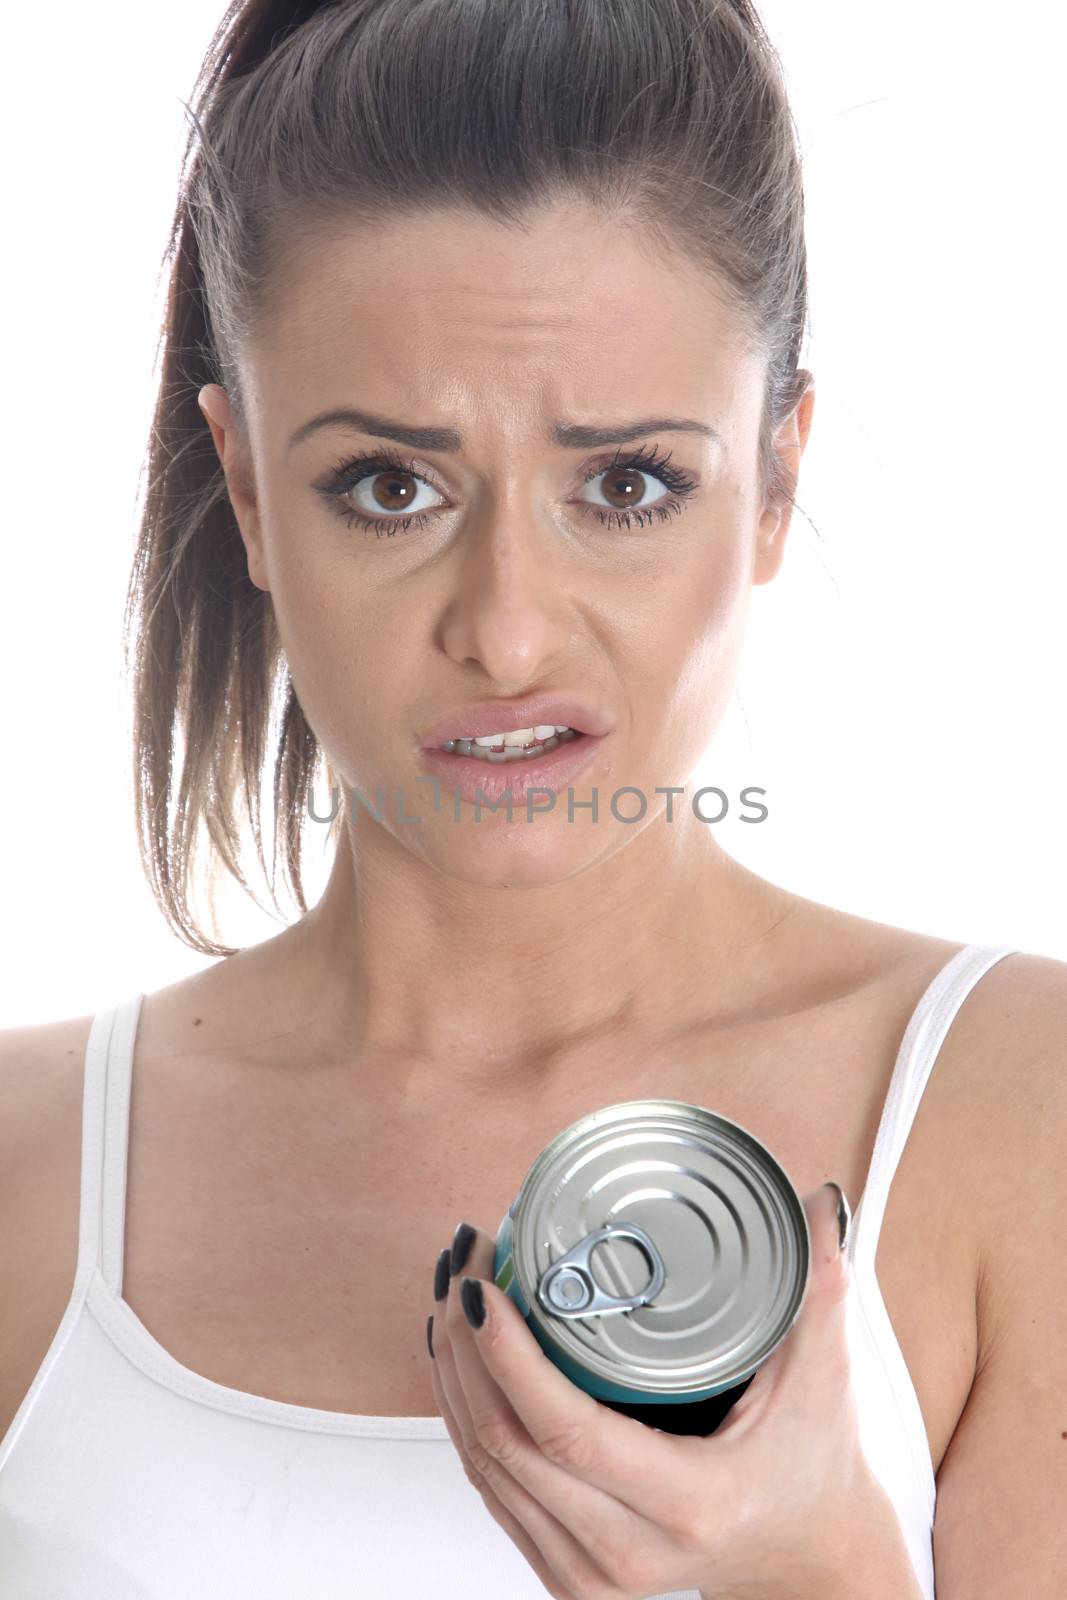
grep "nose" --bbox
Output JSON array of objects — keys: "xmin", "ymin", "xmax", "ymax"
[{"xmin": 434, "ymin": 502, "xmax": 573, "ymax": 685}]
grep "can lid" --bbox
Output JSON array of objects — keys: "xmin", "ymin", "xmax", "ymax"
[{"xmin": 509, "ymin": 1100, "xmax": 810, "ymax": 1397}]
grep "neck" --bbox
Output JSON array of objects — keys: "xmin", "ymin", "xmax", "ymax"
[{"xmin": 252, "ymin": 802, "xmax": 797, "ymax": 1095}]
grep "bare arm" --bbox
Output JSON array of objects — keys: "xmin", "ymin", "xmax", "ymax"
[
  {"xmin": 0, "ymin": 1016, "xmax": 88, "ymax": 1446},
  {"xmin": 931, "ymin": 955, "xmax": 1067, "ymax": 1597}
]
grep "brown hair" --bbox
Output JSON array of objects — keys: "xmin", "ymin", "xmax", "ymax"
[{"xmin": 125, "ymin": 0, "xmax": 812, "ymax": 957}]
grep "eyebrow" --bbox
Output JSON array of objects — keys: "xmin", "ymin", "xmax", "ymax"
[{"xmin": 287, "ymin": 407, "xmax": 719, "ymax": 454}]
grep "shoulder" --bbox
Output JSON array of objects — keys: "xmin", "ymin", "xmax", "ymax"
[
  {"xmin": 935, "ymin": 946, "xmax": 1067, "ymax": 1132},
  {"xmin": 0, "ymin": 1013, "xmax": 96, "ymax": 1443},
  {"xmin": 0, "ymin": 1012, "xmax": 95, "ymax": 1240},
  {"xmin": 0, "ymin": 1011, "xmax": 96, "ymax": 1174},
  {"xmin": 892, "ymin": 943, "xmax": 1067, "ymax": 1226},
  {"xmin": 874, "ymin": 937, "xmax": 1066, "ymax": 1198},
  {"xmin": 925, "ymin": 950, "xmax": 1067, "ymax": 1584},
  {"xmin": 803, "ymin": 916, "xmax": 1064, "ymax": 1255},
  {"xmin": 898, "ymin": 944, "xmax": 1067, "ymax": 1380},
  {"xmin": 944, "ymin": 948, "xmax": 1067, "ymax": 1313}
]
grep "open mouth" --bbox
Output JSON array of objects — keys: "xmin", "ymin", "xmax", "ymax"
[{"xmin": 436, "ymin": 727, "xmax": 585, "ymax": 763}]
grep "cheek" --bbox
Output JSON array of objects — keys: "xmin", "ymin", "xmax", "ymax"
[
  {"xmin": 262, "ymin": 545, "xmax": 409, "ymax": 772},
  {"xmin": 648, "ymin": 522, "xmax": 750, "ymax": 638},
  {"xmin": 269, "ymin": 552, "xmax": 359, "ymax": 678},
  {"xmin": 261, "ymin": 501, "xmax": 378, "ymax": 664},
  {"xmin": 627, "ymin": 541, "xmax": 751, "ymax": 757}
]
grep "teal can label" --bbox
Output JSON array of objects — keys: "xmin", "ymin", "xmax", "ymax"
[{"xmin": 493, "ymin": 1100, "xmax": 810, "ymax": 1435}]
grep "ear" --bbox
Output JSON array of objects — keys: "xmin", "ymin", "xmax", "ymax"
[
  {"xmin": 753, "ymin": 372, "xmax": 815, "ymax": 587},
  {"xmin": 197, "ymin": 383, "xmax": 270, "ymax": 593}
]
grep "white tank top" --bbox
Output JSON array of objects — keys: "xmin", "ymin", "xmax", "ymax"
[{"xmin": 0, "ymin": 943, "xmax": 1019, "ymax": 1597}]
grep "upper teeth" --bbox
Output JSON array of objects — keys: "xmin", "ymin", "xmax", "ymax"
[{"xmin": 471, "ymin": 724, "xmax": 570, "ymax": 746}]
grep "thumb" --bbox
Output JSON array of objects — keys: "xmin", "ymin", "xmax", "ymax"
[
  {"xmin": 810, "ymin": 1179, "xmax": 854, "ymax": 1289},
  {"xmin": 770, "ymin": 1180, "xmax": 853, "ymax": 1363}
]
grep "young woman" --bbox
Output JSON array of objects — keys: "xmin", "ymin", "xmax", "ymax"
[{"xmin": 1, "ymin": 2, "xmax": 1063, "ymax": 1596}]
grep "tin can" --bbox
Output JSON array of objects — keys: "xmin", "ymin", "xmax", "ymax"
[{"xmin": 492, "ymin": 1100, "xmax": 810, "ymax": 1436}]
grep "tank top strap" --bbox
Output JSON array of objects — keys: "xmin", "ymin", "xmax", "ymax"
[
  {"xmin": 851, "ymin": 943, "xmax": 1021, "ymax": 1271},
  {"xmin": 75, "ymin": 993, "xmax": 144, "ymax": 1297}
]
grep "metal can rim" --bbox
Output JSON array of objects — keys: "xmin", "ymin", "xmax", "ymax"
[{"xmin": 508, "ymin": 1098, "xmax": 811, "ymax": 1397}]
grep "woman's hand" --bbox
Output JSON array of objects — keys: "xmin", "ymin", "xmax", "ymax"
[{"xmin": 427, "ymin": 1184, "xmax": 921, "ymax": 1600}]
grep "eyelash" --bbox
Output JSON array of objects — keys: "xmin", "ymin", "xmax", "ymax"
[{"xmin": 317, "ymin": 442, "xmax": 699, "ymax": 537}]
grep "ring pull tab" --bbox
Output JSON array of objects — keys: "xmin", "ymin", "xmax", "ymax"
[{"xmin": 536, "ymin": 1222, "xmax": 666, "ymax": 1319}]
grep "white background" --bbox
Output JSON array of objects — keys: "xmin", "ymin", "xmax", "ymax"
[{"xmin": 3, "ymin": 1, "xmax": 1064, "ymax": 1024}]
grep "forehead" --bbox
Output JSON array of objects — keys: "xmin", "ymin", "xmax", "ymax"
[{"xmin": 241, "ymin": 200, "xmax": 761, "ymax": 445}]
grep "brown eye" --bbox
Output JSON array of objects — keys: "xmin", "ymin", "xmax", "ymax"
[
  {"xmin": 327, "ymin": 454, "xmax": 446, "ymax": 526},
  {"xmin": 367, "ymin": 469, "xmax": 420, "ymax": 513},
  {"xmin": 577, "ymin": 451, "xmax": 695, "ymax": 523},
  {"xmin": 599, "ymin": 467, "xmax": 650, "ymax": 511},
  {"xmin": 321, "ymin": 442, "xmax": 699, "ymax": 537}
]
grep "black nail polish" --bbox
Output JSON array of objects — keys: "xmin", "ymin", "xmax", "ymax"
[
  {"xmin": 825, "ymin": 1181, "xmax": 852, "ymax": 1252},
  {"xmin": 460, "ymin": 1277, "xmax": 485, "ymax": 1330},
  {"xmin": 426, "ymin": 1313, "xmax": 435, "ymax": 1358},
  {"xmin": 451, "ymin": 1221, "xmax": 476, "ymax": 1276},
  {"xmin": 433, "ymin": 1246, "xmax": 451, "ymax": 1302}
]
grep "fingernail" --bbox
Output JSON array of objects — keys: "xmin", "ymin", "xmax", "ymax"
[
  {"xmin": 426, "ymin": 1314, "xmax": 435, "ymax": 1359},
  {"xmin": 451, "ymin": 1221, "xmax": 476, "ymax": 1276},
  {"xmin": 825, "ymin": 1181, "xmax": 852, "ymax": 1252},
  {"xmin": 460, "ymin": 1277, "xmax": 486, "ymax": 1330},
  {"xmin": 433, "ymin": 1246, "xmax": 451, "ymax": 1302}
]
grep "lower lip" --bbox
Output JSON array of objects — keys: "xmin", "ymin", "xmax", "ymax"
[{"xmin": 416, "ymin": 732, "xmax": 608, "ymax": 807}]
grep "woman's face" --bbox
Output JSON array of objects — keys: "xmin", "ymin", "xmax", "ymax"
[{"xmin": 200, "ymin": 198, "xmax": 811, "ymax": 886}]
